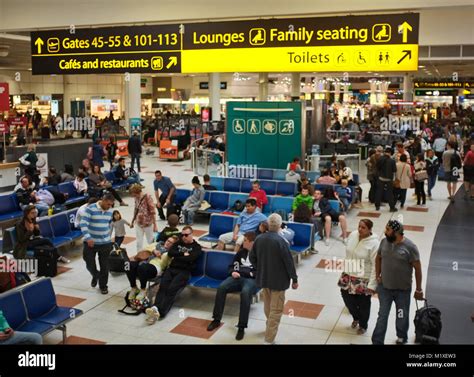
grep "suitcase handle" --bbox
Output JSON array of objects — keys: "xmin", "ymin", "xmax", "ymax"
[{"xmin": 415, "ymin": 298, "xmax": 427, "ymax": 310}]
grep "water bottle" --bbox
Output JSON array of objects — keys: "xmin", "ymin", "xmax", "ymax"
[{"xmin": 48, "ymin": 207, "xmax": 54, "ymax": 216}]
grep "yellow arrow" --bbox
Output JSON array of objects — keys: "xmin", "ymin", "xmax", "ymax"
[
  {"xmin": 399, "ymin": 21, "xmax": 413, "ymax": 43},
  {"xmin": 35, "ymin": 37, "xmax": 44, "ymax": 54},
  {"xmin": 166, "ymin": 56, "xmax": 178, "ymax": 69}
]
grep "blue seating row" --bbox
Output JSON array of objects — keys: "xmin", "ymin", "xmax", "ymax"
[
  {"xmin": 2, "ymin": 208, "xmax": 83, "ymax": 254},
  {"xmin": 215, "ymin": 168, "xmax": 322, "ymax": 182},
  {"xmin": 188, "ymin": 249, "xmax": 260, "ymax": 301},
  {"xmin": 103, "ymin": 171, "xmax": 131, "ymax": 191},
  {"xmin": 198, "ymin": 214, "xmax": 314, "ymax": 258},
  {"xmin": 209, "ymin": 176, "xmax": 298, "ymax": 196},
  {"xmin": 175, "ymin": 189, "xmax": 294, "ymax": 216},
  {"xmin": 0, "ymin": 277, "xmax": 83, "ymax": 342}
]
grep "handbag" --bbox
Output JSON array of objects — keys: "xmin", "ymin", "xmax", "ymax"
[
  {"xmin": 415, "ymin": 170, "xmax": 428, "ymax": 181},
  {"xmin": 337, "ymin": 272, "xmax": 371, "ymax": 295}
]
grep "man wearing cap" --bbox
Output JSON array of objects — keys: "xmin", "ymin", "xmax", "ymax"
[
  {"xmin": 375, "ymin": 147, "xmax": 398, "ymax": 212},
  {"xmin": 128, "ymin": 130, "xmax": 142, "ymax": 173},
  {"xmin": 372, "ymin": 220, "xmax": 423, "ymax": 345}
]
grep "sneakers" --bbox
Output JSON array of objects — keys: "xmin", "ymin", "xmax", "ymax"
[
  {"xmin": 324, "ymin": 238, "xmax": 330, "ymax": 246},
  {"xmin": 145, "ymin": 306, "xmax": 160, "ymax": 324},
  {"xmin": 91, "ymin": 276, "xmax": 98, "ymax": 288},
  {"xmin": 235, "ymin": 328, "xmax": 245, "ymax": 341},
  {"xmin": 351, "ymin": 320, "xmax": 359, "ymax": 329},
  {"xmin": 100, "ymin": 288, "xmax": 108, "ymax": 295},
  {"xmin": 129, "ymin": 288, "xmax": 140, "ymax": 300},
  {"xmin": 357, "ymin": 327, "xmax": 367, "ymax": 335},
  {"xmin": 120, "ymin": 202, "xmax": 129, "ymax": 206},
  {"xmin": 309, "ymin": 248, "xmax": 319, "ymax": 255},
  {"xmin": 396, "ymin": 337, "xmax": 407, "ymax": 345},
  {"xmin": 207, "ymin": 320, "xmax": 221, "ymax": 331},
  {"xmin": 389, "ymin": 208, "xmax": 398, "ymax": 212},
  {"xmin": 57, "ymin": 256, "xmax": 70, "ymax": 263}
]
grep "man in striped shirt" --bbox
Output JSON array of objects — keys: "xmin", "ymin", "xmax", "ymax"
[{"xmin": 80, "ymin": 193, "xmax": 115, "ymax": 294}]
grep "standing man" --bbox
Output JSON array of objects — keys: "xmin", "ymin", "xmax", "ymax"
[
  {"xmin": 145, "ymin": 226, "xmax": 202, "ymax": 323},
  {"xmin": 248, "ymin": 180, "xmax": 268, "ymax": 210},
  {"xmin": 128, "ymin": 130, "xmax": 142, "ymax": 173},
  {"xmin": 442, "ymin": 141, "xmax": 462, "ymax": 203},
  {"xmin": 153, "ymin": 170, "xmax": 176, "ymax": 220},
  {"xmin": 375, "ymin": 146, "xmax": 398, "ymax": 212},
  {"xmin": 207, "ymin": 232, "xmax": 258, "ymax": 341},
  {"xmin": 250, "ymin": 213, "xmax": 298, "ymax": 345},
  {"xmin": 372, "ymin": 220, "xmax": 423, "ymax": 345},
  {"xmin": 80, "ymin": 193, "xmax": 115, "ymax": 295}
]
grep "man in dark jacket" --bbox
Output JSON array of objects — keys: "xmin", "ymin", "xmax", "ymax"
[
  {"xmin": 207, "ymin": 231, "xmax": 258, "ymax": 340},
  {"xmin": 127, "ymin": 130, "xmax": 142, "ymax": 172},
  {"xmin": 250, "ymin": 214, "xmax": 298, "ymax": 344},
  {"xmin": 375, "ymin": 146, "xmax": 398, "ymax": 212},
  {"xmin": 146, "ymin": 226, "xmax": 202, "ymax": 323}
]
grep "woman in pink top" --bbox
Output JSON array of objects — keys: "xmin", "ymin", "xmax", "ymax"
[
  {"xmin": 463, "ymin": 144, "xmax": 474, "ymax": 200},
  {"xmin": 317, "ymin": 170, "xmax": 337, "ymax": 185}
]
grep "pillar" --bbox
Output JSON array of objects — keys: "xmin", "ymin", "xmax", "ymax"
[
  {"xmin": 124, "ymin": 73, "xmax": 141, "ymax": 135},
  {"xmin": 63, "ymin": 75, "xmax": 71, "ymax": 117},
  {"xmin": 403, "ymin": 74, "xmax": 413, "ymax": 102},
  {"xmin": 258, "ymin": 73, "xmax": 268, "ymax": 101},
  {"xmin": 209, "ymin": 72, "xmax": 221, "ymax": 121},
  {"xmin": 291, "ymin": 72, "xmax": 300, "ymax": 99}
]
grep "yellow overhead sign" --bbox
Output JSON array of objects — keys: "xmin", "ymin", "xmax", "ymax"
[{"xmin": 31, "ymin": 13, "xmax": 419, "ymax": 74}]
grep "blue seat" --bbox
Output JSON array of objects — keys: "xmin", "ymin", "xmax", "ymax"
[
  {"xmin": 209, "ymin": 176, "xmax": 224, "ymax": 191},
  {"xmin": 270, "ymin": 197, "xmax": 294, "ymax": 214},
  {"xmin": 50, "ymin": 213, "xmax": 82, "ymax": 241},
  {"xmin": 276, "ymin": 182, "xmax": 296, "ymax": 196},
  {"xmin": 175, "ymin": 189, "xmax": 191, "ymax": 205},
  {"xmin": 103, "ymin": 171, "xmax": 116, "ymax": 182},
  {"xmin": 204, "ymin": 191, "xmax": 211, "ymax": 202},
  {"xmin": 189, "ymin": 252, "xmax": 206, "ymax": 285},
  {"xmin": 37, "ymin": 218, "xmax": 71, "ymax": 247},
  {"xmin": 224, "ymin": 178, "xmax": 241, "ymax": 192},
  {"xmin": 193, "ymin": 251, "xmax": 234, "ymax": 289},
  {"xmin": 208, "ymin": 192, "xmax": 230, "ymax": 213},
  {"xmin": 257, "ymin": 169, "xmax": 273, "ymax": 180},
  {"xmin": 0, "ymin": 194, "xmax": 22, "ymax": 222},
  {"xmin": 273, "ymin": 169, "xmax": 288, "ymax": 181},
  {"xmin": 58, "ymin": 182, "xmax": 79, "ymax": 198},
  {"xmin": 352, "ymin": 173, "xmax": 360, "ymax": 186},
  {"xmin": 0, "ymin": 290, "xmax": 53, "ymax": 334},
  {"xmin": 306, "ymin": 171, "xmax": 321, "ymax": 182},
  {"xmin": 240, "ymin": 179, "xmax": 252, "ymax": 193},
  {"xmin": 286, "ymin": 222, "xmax": 313, "ymax": 254},
  {"xmin": 22, "ymin": 278, "xmax": 83, "ymax": 326},
  {"xmin": 259, "ymin": 180, "xmax": 277, "ymax": 195},
  {"xmin": 228, "ymin": 193, "xmax": 249, "ymax": 213},
  {"xmin": 199, "ymin": 214, "xmax": 236, "ymax": 243},
  {"xmin": 329, "ymin": 200, "xmax": 341, "ymax": 214},
  {"xmin": 262, "ymin": 196, "xmax": 273, "ymax": 215}
]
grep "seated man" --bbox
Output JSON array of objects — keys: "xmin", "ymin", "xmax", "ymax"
[
  {"xmin": 115, "ymin": 157, "xmax": 140, "ymax": 185},
  {"xmin": 313, "ymin": 189, "xmax": 348, "ymax": 246},
  {"xmin": 248, "ymin": 180, "xmax": 268, "ymax": 210},
  {"xmin": 292, "ymin": 185, "xmax": 314, "ymax": 214},
  {"xmin": 145, "ymin": 226, "xmax": 202, "ymax": 323},
  {"xmin": 15, "ymin": 176, "xmax": 49, "ymax": 217},
  {"xmin": 217, "ymin": 198, "xmax": 267, "ymax": 252},
  {"xmin": 207, "ymin": 231, "xmax": 257, "ymax": 341},
  {"xmin": 202, "ymin": 174, "xmax": 217, "ymax": 191}
]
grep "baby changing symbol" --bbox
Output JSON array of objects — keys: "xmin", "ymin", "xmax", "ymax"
[{"xmin": 263, "ymin": 119, "xmax": 277, "ymax": 135}]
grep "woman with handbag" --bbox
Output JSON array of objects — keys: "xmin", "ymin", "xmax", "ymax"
[
  {"xmin": 394, "ymin": 154, "xmax": 412, "ymax": 209},
  {"xmin": 126, "ymin": 235, "xmax": 178, "ymax": 301},
  {"xmin": 414, "ymin": 153, "xmax": 428, "ymax": 206},
  {"xmin": 129, "ymin": 184, "xmax": 158, "ymax": 252},
  {"xmin": 338, "ymin": 219, "xmax": 379, "ymax": 335},
  {"xmin": 88, "ymin": 164, "xmax": 127, "ymax": 206}
]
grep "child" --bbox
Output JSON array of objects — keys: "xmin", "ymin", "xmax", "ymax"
[
  {"xmin": 73, "ymin": 173, "xmax": 88, "ymax": 195},
  {"xmin": 111, "ymin": 210, "xmax": 130, "ymax": 247},
  {"xmin": 336, "ymin": 179, "xmax": 353, "ymax": 213},
  {"xmin": 156, "ymin": 214, "xmax": 180, "ymax": 243}
]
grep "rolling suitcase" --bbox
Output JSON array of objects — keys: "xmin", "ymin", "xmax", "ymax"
[
  {"xmin": 108, "ymin": 244, "xmax": 129, "ymax": 273},
  {"xmin": 414, "ymin": 299, "xmax": 442, "ymax": 344},
  {"xmin": 34, "ymin": 246, "xmax": 58, "ymax": 277}
]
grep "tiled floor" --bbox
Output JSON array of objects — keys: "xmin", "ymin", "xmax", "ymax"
[{"xmin": 4, "ymin": 147, "xmax": 464, "ymax": 345}]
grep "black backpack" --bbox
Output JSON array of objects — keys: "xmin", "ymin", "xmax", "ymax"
[
  {"xmin": 414, "ymin": 299, "xmax": 442, "ymax": 344},
  {"xmin": 450, "ymin": 152, "xmax": 462, "ymax": 171},
  {"xmin": 231, "ymin": 200, "xmax": 244, "ymax": 212}
]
